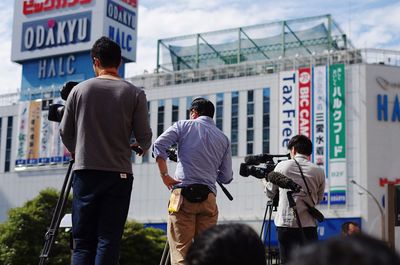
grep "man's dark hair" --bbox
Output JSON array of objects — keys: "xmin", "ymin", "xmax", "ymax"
[
  {"xmin": 287, "ymin": 234, "xmax": 400, "ymax": 265},
  {"xmin": 185, "ymin": 223, "xmax": 266, "ymax": 265},
  {"xmin": 90, "ymin": 36, "xmax": 121, "ymax": 68},
  {"xmin": 287, "ymin": 135, "xmax": 313, "ymax": 156},
  {"xmin": 190, "ymin": 98, "xmax": 215, "ymax": 118}
]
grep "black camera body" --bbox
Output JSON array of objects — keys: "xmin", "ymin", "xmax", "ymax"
[
  {"xmin": 239, "ymin": 153, "xmax": 291, "ymax": 179},
  {"xmin": 48, "ymin": 81, "xmax": 79, "ymax": 122}
]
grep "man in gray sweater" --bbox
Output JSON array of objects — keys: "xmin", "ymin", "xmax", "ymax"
[{"xmin": 60, "ymin": 36, "xmax": 152, "ymax": 265}]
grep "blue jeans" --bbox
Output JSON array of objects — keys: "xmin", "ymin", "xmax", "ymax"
[{"xmin": 72, "ymin": 170, "xmax": 133, "ymax": 265}]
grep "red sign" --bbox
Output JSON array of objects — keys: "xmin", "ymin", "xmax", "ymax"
[
  {"xmin": 23, "ymin": 0, "xmax": 92, "ymax": 15},
  {"xmin": 121, "ymin": 0, "xmax": 137, "ymax": 7},
  {"xmin": 298, "ymin": 67, "xmax": 312, "ymax": 138}
]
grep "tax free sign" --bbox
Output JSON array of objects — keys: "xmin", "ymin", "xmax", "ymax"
[{"xmin": 12, "ymin": 0, "xmax": 138, "ymax": 63}]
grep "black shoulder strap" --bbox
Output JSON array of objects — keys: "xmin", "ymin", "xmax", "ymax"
[{"xmin": 293, "ymin": 158, "xmax": 316, "ymax": 206}]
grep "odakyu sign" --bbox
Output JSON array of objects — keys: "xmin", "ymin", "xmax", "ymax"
[{"xmin": 12, "ymin": 0, "xmax": 138, "ymax": 63}]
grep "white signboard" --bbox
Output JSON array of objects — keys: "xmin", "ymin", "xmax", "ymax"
[{"xmin": 12, "ymin": 0, "xmax": 138, "ymax": 62}]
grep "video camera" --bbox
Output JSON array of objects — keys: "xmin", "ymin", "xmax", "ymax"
[
  {"xmin": 48, "ymin": 81, "xmax": 79, "ymax": 122},
  {"xmin": 239, "ymin": 153, "xmax": 291, "ymax": 179}
]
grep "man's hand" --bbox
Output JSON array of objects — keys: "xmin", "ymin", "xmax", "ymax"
[{"xmin": 161, "ymin": 174, "xmax": 181, "ymax": 190}]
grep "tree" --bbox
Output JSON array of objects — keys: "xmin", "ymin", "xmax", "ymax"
[
  {"xmin": 0, "ymin": 188, "xmax": 71, "ymax": 265},
  {"xmin": 0, "ymin": 188, "xmax": 167, "ymax": 265},
  {"xmin": 119, "ymin": 221, "xmax": 167, "ymax": 265}
]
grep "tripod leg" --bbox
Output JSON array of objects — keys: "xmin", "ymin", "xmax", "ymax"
[
  {"xmin": 159, "ymin": 240, "xmax": 171, "ymax": 265},
  {"xmin": 39, "ymin": 160, "xmax": 74, "ymax": 265}
]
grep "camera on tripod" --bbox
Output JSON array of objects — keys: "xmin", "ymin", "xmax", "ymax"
[
  {"xmin": 48, "ymin": 81, "xmax": 79, "ymax": 122},
  {"xmin": 239, "ymin": 153, "xmax": 290, "ymax": 179}
]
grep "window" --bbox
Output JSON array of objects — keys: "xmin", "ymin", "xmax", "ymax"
[
  {"xmin": 142, "ymin": 102, "xmax": 151, "ymax": 163},
  {"xmin": 172, "ymin": 98, "xmax": 179, "ymax": 123},
  {"xmin": 246, "ymin": 90, "xmax": 254, "ymax": 155},
  {"xmin": 157, "ymin": 100, "xmax": 165, "ymax": 137},
  {"xmin": 231, "ymin": 91, "xmax": 239, "ymax": 156},
  {"xmin": 5, "ymin": 116, "xmax": 13, "ymax": 172},
  {"xmin": 216, "ymin": 93, "xmax": 223, "ymax": 130},
  {"xmin": 263, "ymin": 88, "xmax": 270, "ymax": 153},
  {"xmin": 186, "ymin": 96, "xmax": 192, "ymax": 119}
]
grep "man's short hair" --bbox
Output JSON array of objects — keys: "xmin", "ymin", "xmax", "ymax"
[
  {"xmin": 190, "ymin": 98, "xmax": 215, "ymax": 118},
  {"xmin": 90, "ymin": 36, "xmax": 121, "ymax": 68},
  {"xmin": 185, "ymin": 223, "xmax": 266, "ymax": 265},
  {"xmin": 287, "ymin": 135, "xmax": 313, "ymax": 156},
  {"xmin": 288, "ymin": 234, "xmax": 400, "ymax": 265}
]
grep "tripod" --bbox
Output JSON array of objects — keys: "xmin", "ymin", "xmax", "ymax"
[
  {"xmin": 260, "ymin": 200, "xmax": 277, "ymax": 265},
  {"xmin": 39, "ymin": 159, "xmax": 74, "ymax": 265}
]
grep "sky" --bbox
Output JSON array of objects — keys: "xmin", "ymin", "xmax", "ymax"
[{"xmin": 0, "ymin": 0, "xmax": 399, "ymax": 95}]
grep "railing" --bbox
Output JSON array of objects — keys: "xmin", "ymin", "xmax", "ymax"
[
  {"xmin": 126, "ymin": 48, "xmax": 400, "ymax": 89},
  {"xmin": 1, "ymin": 48, "xmax": 399, "ymax": 105}
]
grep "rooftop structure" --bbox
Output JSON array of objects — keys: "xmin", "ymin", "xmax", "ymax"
[{"xmin": 157, "ymin": 14, "xmax": 354, "ymax": 72}]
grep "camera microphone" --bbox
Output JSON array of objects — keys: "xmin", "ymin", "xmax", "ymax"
[
  {"xmin": 267, "ymin": 171, "xmax": 303, "ymax": 193},
  {"xmin": 244, "ymin": 154, "xmax": 269, "ymax": 165}
]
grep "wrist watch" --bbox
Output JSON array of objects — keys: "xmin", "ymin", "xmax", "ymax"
[{"xmin": 160, "ymin": 172, "xmax": 169, "ymax": 177}]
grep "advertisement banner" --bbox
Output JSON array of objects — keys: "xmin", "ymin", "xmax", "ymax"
[
  {"xmin": 27, "ymin": 100, "xmax": 42, "ymax": 165},
  {"xmin": 278, "ymin": 71, "xmax": 297, "ymax": 154},
  {"xmin": 15, "ymin": 99, "xmax": 70, "ymax": 168},
  {"xmin": 312, "ymin": 65, "xmax": 329, "ymax": 204},
  {"xmin": 49, "ymin": 98, "xmax": 64, "ymax": 163},
  {"xmin": 298, "ymin": 67, "xmax": 312, "ymax": 139},
  {"xmin": 38, "ymin": 100, "xmax": 52, "ymax": 164},
  {"xmin": 15, "ymin": 102, "xmax": 30, "ymax": 166},
  {"xmin": 329, "ymin": 64, "xmax": 346, "ymax": 205}
]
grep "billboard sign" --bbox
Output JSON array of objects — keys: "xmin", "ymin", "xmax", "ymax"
[{"xmin": 12, "ymin": 0, "xmax": 137, "ymax": 62}]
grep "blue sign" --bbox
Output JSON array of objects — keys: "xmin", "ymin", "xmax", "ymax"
[
  {"xmin": 21, "ymin": 12, "xmax": 91, "ymax": 52},
  {"xmin": 143, "ymin": 217, "xmax": 362, "ymax": 247},
  {"xmin": 20, "ymin": 51, "xmax": 126, "ymax": 100},
  {"xmin": 263, "ymin": 217, "xmax": 362, "ymax": 246},
  {"xmin": 107, "ymin": 0, "xmax": 136, "ymax": 30}
]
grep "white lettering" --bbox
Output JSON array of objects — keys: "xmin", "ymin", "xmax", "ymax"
[
  {"xmin": 36, "ymin": 26, "xmax": 45, "ymax": 48},
  {"xmin": 57, "ymin": 21, "xmax": 67, "ymax": 44},
  {"xmin": 67, "ymin": 19, "xmax": 78, "ymax": 43},
  {"xmin": 24, "ymin": 27, "xmax": 35, "ymax": 49}
]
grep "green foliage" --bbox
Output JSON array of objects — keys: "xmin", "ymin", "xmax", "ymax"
[
  {"xmin": 119, "ymin": 220, "xmax": 167, "ymax": 265},
  {"xmin": 0, "ymin": 188, "xmax": 72, "ymax": 265},
  {"xmin": 0, "ymin": 189, "xmax": 167, "ymax": 265}
]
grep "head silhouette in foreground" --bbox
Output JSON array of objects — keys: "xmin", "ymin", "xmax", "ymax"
[
  {"xmin": 287, "ymin": 234, "xmax": 400, "ymax": 265},
  {"xmin": 185, "ymin": 223, "xmax": 266, "ymax": 265}
]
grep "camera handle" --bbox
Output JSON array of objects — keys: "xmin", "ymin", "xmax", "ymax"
[
  {"xmin": 287, "ymin": 191, "xmax": 306, "ymax": 244},
  {"xmin": 39, "ymin": 159, "xmax": 74, "ymax": 265}
]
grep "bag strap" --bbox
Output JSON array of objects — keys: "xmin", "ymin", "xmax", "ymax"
[{"xmin": 293, "ymin": 158, "xmax": 316, "ymax": 206}]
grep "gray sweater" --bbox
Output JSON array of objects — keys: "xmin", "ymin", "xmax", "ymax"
[{"xmin": 60, "ymin": 77, "xmax": 152, "ymax": 174}]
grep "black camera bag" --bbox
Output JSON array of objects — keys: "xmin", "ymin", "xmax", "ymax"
[{"xmin": 181, "ymin": 184, "xmax": 211, "ymax": 203}]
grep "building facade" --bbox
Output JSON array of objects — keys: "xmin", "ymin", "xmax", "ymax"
[{"xmin": 1, "ymin": 9, "xmax": 400, "ymax": 246}]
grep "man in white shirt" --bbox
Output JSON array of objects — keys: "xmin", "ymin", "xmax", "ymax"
[{"xmin": 264, "ymin": 135, "xmax": 325, "ymax": 264}]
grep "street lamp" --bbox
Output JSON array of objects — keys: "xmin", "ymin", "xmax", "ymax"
[{"xmin": 351, "ymin": 180, "xmax": 385, "ymax": 240}]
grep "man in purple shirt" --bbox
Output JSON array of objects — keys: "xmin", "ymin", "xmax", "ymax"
[{"xmin": 153, "ymin": 98, "xmax": 233, "ymax": 265}]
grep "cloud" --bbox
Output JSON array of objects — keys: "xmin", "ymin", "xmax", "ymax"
[
  {"xmin": 126, "ymin": 2, "xmax": 287, "ymax": 75},
  {"xmin": 0, "ymin": 1, "xmax": 22, "ymax": 95}
]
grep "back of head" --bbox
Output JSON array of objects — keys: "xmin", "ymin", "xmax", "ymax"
[
  {"xmin": 287, "ymin": 234, "xmax": 400, "ymax": 265},
  {"xmin": 185, "ymin": 223, "xmax": 266, "ymax": 265},
  {"xmin": 190, "ymin": 98, "xmax": 215, "ymax": 118},
  {"xmin": 90, "ymin": 36, "xmax": 121, "ymax": 68},
  {"xmin": 287, "ymin": 134, "xmax": 313, "ymax": 156}
]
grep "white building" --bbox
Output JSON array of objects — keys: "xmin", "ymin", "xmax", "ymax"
[{"xmin": 1, "ymin": 14, "xmax": 399, "ymax": 246}]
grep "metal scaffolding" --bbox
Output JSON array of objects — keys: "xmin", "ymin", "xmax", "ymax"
[{"xmin": 156, "ymin": 14, "xmax": 354, "ymax": 72}]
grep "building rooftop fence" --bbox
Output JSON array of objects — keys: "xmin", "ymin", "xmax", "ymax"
[{"xmin": 0, "ymin": 48, "xmax": 399, "ymax": 106}]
